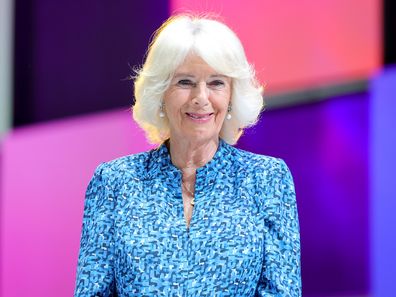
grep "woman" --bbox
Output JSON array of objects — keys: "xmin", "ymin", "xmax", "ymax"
[{"xmin": 75, "ymin": 15, "xmax": 301, "ymax": 296}]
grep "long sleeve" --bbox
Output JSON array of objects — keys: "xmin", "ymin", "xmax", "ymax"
[
  {"xmin": 255, "ymin": 160, "xmax": 302, "ymax": 297},
  {"xmin": 74, "ymin": 163, "xmax": 117, "ymax": 297}
]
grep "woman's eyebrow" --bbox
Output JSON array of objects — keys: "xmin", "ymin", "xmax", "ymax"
[
  {"xmin": 210, "ymin": 74, "xmax": 228, "ymax": 79},
  {"xmin": 173, "ymin": 73, "xmax": 195, "ymax": 79},
  {"xmin": 173, "ymin": 73, "xmax": 228, "ymax": 79}
]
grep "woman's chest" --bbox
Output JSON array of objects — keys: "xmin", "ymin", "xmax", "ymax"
[
  {"xmin": 113, "ymin": 178, "xmax": 265, "ymax": 284},
  {"xmin": 115, "ymin": 176, "xmax": 263, "ymax": 244}
]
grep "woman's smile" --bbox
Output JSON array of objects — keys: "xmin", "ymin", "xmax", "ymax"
[{"xmin": 185, "ymin": 112, "xmax": 214, "ymax": 123}]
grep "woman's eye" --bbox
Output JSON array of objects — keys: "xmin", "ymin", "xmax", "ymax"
[
  {"xmin": 177, "ymin": 79, "xmax": 195, "ymax": 87},
  {"xmin": 208, "ymin": 80, "xmax": 225, "ymax": 87}
]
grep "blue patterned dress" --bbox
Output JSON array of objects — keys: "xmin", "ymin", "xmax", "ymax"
[{"xmin": 74, "ymin": 139, "xmax": 301, "ymax": 296}]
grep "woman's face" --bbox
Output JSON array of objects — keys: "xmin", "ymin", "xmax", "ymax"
[{"xmin": 163, "ymin": 54, "xmax": 231, "ymax": 144}]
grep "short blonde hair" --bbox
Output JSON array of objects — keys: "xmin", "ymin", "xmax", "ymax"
[{"xmin": 133, "ymin": 14, "xmax": 264, "ymax": 145}]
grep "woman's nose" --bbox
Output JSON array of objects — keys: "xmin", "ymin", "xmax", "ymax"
[{"xmin": 192, "ymin": 82, "xmax": 209, "ymax": 106}]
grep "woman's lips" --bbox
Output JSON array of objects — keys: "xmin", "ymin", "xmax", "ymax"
[{"xmin": 186, "ymin": 112, "xmax": 214, "ymax": 122}]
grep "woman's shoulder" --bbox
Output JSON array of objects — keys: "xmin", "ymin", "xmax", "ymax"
[
  {"xmin": 229, "ymin": 145, "xmax": 290, "ymax": 176},
  {"xmin": 92, "ymin": 149, "xmax": 158, "ymax": 181}
]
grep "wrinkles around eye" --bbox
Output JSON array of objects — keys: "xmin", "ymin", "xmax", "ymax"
[
  {"xmin": 176, "ymin": 79, "xmax": 226, "ymax": 89},
  {"xmin": 177, "ymin": 79, "xmax": 195, "ymax": 87},
  {"xmin": 208, "ymin": 80, "xmax": 225, "ymax": 87}
]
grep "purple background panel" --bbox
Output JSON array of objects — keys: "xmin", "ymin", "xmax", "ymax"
[
  {"xmin": 0, "ymin": 110, "xmax": 153, "ymax": 296},
  {"xmin": 238, "ymin": 93, "xmax": 369, "ymax": 297},
  {"xmin": 14, "ymin": 0, "xmax": 169, "ymax": 125},
  {"xmin": 370, "ymin": 66, "xmax": 396, "ymax": 297}
]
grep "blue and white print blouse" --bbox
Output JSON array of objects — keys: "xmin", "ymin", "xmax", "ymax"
[{"xmin": 74, "ymin": 139, "xmax": 301, "ymax": 296}]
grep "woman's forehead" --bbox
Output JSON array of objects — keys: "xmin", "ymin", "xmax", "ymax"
[{"xmin": 173, "ymin": 54, "xmax": 229, "ymax": 79}]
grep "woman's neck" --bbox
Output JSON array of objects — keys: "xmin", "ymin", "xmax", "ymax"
[{"xmin": 167, "ymin": 137, "xmax": 219, "ymax": 172}]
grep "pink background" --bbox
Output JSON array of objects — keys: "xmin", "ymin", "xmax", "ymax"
[
  {"xmin": 171, "ymin": 0, "xmax": 382, "ymax": 93},
  {"xmin": 0, "ymin": 110, "xmax": 152, "ymax": 296}
]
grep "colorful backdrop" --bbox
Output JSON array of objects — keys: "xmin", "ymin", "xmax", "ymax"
[{"xmin": 1, "ymin": 1, "xmax": 394, "ymax": 297}]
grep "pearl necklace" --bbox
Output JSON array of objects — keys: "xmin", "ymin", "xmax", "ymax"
[{"xmin": 182, "ymin": 181, "xmax": 195, "ymax": 206}]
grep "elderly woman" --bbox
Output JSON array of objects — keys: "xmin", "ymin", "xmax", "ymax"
[{"xmin": 75, "ymin": 15, "xmax": 301, "ymax": 297}]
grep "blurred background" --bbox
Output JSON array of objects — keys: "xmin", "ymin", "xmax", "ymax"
[{"xmin": 0, "ymin": 0, "xmax": 395, "ymax": 296}]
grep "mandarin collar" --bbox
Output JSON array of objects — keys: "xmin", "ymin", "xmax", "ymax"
[{"xmin": 145, "ymin": 139, "xmax": 233, "ymax": 182}]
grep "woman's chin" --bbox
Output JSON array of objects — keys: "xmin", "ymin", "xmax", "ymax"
[{"xmin": 180, "ymin": 131, "xmax": 219, "ymax": 143}]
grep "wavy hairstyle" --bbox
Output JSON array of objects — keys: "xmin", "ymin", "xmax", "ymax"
[{"xmin": 133, "ymin": 14, "xmax": 264, "ymax": 145}]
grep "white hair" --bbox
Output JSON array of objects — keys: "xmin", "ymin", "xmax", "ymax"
[{"xmin": 133, "ymin": 14, "xmax": 264, "ymax": 145}]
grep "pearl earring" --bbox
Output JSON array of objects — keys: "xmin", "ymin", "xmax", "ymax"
[
  {"xmin": 159, "ymin": 101, "xmax": 165, "ymax": 118},
  {"xmin": 226, "ymin": 104, "xmax": 232, "ymax": 120}
]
